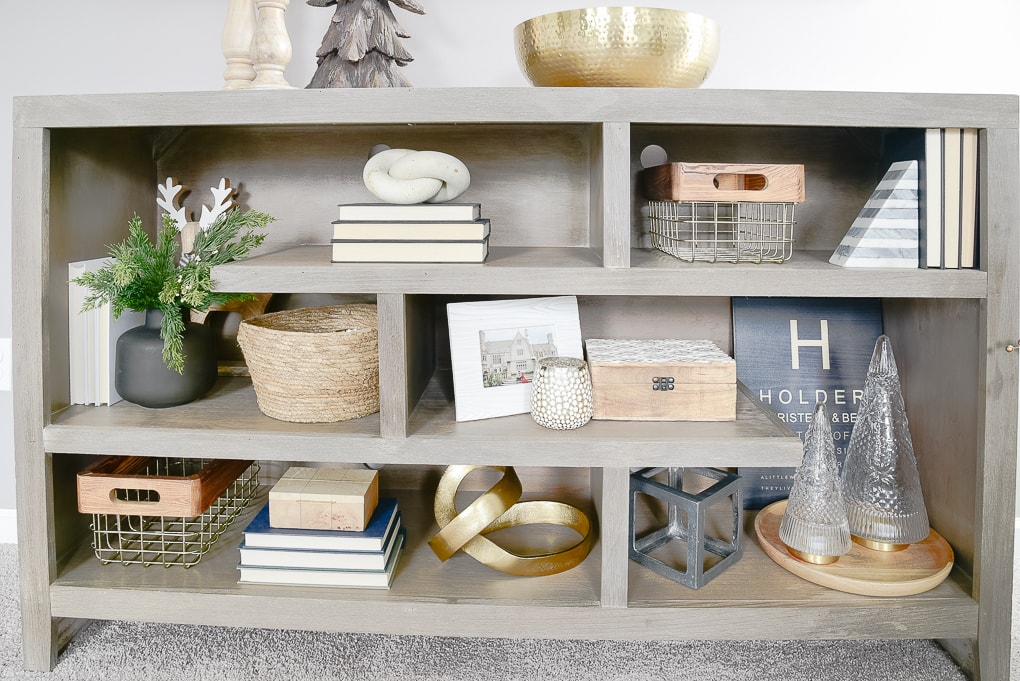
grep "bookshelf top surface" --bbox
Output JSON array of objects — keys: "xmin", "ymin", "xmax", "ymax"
[
  {"xmin": 14, "ymin": 88, "xmax": 1019, "ymax": 130},
  {"xmin": 211, "ymin": 246, "xmax": 989, "ymax": 298}
]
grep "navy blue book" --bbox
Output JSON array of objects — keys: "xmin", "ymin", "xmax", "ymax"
[
  {"xmin": 732, "ymin": 298, "xmax": 884, "ymax": 509},
  {"xmin": 239, "ymin": 516, "xmax": 404, "ymax": 571},
  {"xmin": 241, "ymin": 497, "xmax": 399, "ymax": 552}
]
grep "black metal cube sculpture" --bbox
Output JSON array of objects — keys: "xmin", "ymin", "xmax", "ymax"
[{"xmin": 629, "ymin": 467, "xmax": 743, "ymax": 589}]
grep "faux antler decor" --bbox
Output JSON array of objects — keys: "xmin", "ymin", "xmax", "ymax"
[
  {"xmin": 156, "ymin": 177, "xmax": 189, "ymax": 228},
  {"xmin": 157, "ymin": 177, "xmax": 239, "ymax": 259},
  {"xmin": 71, "ymin": 179, "xmax": 274, "ymax": 377}
]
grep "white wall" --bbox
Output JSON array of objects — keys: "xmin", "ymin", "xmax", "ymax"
[{"xmin": 2, "ymin": 1, "xmax": 1019, "ymax": 530}]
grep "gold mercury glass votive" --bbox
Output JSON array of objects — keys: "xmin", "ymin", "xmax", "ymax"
[{"xmin": 530, "ymin": 357, "xmax": 594, "ymax": 430}]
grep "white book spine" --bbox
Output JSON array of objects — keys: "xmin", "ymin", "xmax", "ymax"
[
  {"xmin": 923, "ymin": 128, "xmax": 943, "ymax": 268},
  {"xmin": 67, "ymin": 262, "xmax": 87, "ymax": 405}
]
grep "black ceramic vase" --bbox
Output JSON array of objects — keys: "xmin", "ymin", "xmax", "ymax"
[{"xmin": 115, "ymin": 308, "xmax": 217, "ymax": 408}]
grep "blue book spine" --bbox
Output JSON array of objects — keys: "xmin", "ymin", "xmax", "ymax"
[{"xmin": 242, "ymin": 497, "xmax": 399, "ymax": 551}]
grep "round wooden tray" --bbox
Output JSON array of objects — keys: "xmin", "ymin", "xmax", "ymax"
[{"xmin": 754, "ymin": 499, "xmax": 954, "ymax": 597}]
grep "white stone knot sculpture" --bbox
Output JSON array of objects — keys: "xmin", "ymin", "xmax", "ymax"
[{"xmin": 363, "ymin": 148, "xmax": 471, "ymax": 204}]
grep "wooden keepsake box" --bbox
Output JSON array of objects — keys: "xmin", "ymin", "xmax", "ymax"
[
  {"xmin": 641, "ymin": 162, "xmax": 806, "ymax": 203},
  {"xmin": 585, "ymin": 339, "xmax": 736, "ymax": 421},
  {"xmin": 269, "ymin": 466, "xmax": 379, "ymax": 531}
]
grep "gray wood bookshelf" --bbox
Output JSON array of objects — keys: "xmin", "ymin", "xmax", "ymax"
[{"xmin": 11, "ymin": 88, "xmax": 1018, "ymax": 678}]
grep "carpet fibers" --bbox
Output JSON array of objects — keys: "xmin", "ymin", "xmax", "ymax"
[{"xmin": 0, "ymin": 543, "xmax": 1015, "ymax": 680}]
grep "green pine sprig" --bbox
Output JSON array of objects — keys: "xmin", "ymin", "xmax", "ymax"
[{"xmin": 73, "ymin": 209, "xmax": 274, "ymax": 373}]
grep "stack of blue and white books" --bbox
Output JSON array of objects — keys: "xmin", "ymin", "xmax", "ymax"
[{"xmin": 237, "ymin": 497, "xmax": 405, "ymax": 589}]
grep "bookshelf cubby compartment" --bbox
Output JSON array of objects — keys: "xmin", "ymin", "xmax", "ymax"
[{"xmin": 13, "ymin": 88, "xmax": 1018, "ymax": 679}]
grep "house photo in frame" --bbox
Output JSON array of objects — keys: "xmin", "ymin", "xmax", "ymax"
[{"xmin": 447, "ymin": 296, "xmax": 584, "ymax": 422}]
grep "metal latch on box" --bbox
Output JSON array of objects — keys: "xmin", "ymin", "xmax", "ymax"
[{"xmin": 651, "ymin": 376, "xmax": 675, "ymax": 391}]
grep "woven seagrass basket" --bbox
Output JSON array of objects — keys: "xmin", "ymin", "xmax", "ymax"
[{"xmin": 237, "ymin": 304, "xmax": 379, "ymax": 423}]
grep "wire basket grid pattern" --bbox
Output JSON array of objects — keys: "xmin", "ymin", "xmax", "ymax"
[
  {"xmin": 90, "ymin": 458, "xmax": 260, "ymax": 568},
  {"xmin": 648, "ymin": 200, "xmax": 797, "ymax": 264}
]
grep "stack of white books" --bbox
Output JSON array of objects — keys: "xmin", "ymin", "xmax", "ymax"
[
  {"xmin": 67, "ymin": 258, "xmax": 144, "ymax": 406},
  {"xmin": 921, "ymin": 127, "xmax": 978, "ymax": 269},
  {"xmin": 237, "ymin": 497, "xmax": 405, "ymax": 588},
  {"xmin": 329, "ymin": 203, "xmax": 489, "ymax": 263}
]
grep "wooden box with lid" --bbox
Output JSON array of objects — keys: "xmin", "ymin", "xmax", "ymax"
[{"xmin": 585, "ymin": 338, "xmax": 736, "ymax": 421}]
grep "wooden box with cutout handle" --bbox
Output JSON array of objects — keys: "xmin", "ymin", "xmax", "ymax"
[
  {"xmin": 641, "ymin": 162, "xmax": 806, "ymax": 203},
  {"xmin": 77, "ymin": 456, "xmax": 254, "ymax": 517}
]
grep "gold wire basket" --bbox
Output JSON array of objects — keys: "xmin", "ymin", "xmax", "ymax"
[
  {"xmin": 648, "ymin": 200, "xmax": 797, "ymax": 264},
  {"xmin": 82, "ymin": 458, "xmax": 260, "ymax": 568}
]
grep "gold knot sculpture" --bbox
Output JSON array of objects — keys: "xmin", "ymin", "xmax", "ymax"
[{"xmin": 428, "ymin": 465, "xmax": 594, "ymax": 576}]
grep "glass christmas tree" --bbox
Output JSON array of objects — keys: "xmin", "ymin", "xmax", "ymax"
[
  {"xmin": 841, "ymin": 335, "xmax": 929, "ymax": 550},
  {"xmin": 779, "ymin": 402, "xmax": 851, "ymax": 564}
]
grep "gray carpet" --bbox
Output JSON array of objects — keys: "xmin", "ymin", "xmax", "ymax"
[{"xmin": 0, "ymin": 542, "xmax": 1013, "ymax": 680}]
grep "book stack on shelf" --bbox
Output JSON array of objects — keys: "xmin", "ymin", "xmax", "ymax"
[
  {"xmin": 330, "ymin": 202, "xmax": 489, "ymax": 263},
  {"xmin": 921, "ymin": 128, "xmax": 978, "ymax": 269},
  {"xmin": 828, "ymin": 128, "xmax": 978, "ymax": 269},
  {"xmin": 238, "ymin": 497, "xmax": 404, "ymax": 588},
  {"xmin": 237, "ymin": 467, "xmax": 405, "ymax": 588},
  {"xmin": 67, "ymin": 258, "xmax": 144, "ymax": 406}
]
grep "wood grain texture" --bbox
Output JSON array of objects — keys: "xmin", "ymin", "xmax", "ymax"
[
  {"xmin": 587, "ymin": 336, "xmax": 738, "ymax": 421},
  {"xmin": 628, "ymin": 509, "xmax": 971, "ymax": 609},
  {"xmin": 213, "ymin": 246, "xmax": 989, "ymax": 298},
  {"xmin": 76, "ymin": 457, "xmax": 253, "ymax": 517},
  {"xmin": 11, "ymin": 89, "xmax": 1018, "ymax": 676},
  {"xmin": 593, "ymin": 468, "xmax": 630, "ymax": 607},
  {"xmin": 157, "ymin": 124, "xmax": 591, "ymax": 253},
  {"xmin": 48, "ymin": 128, "xmax": 159, "ymax": 416},
  {"xmin": 46, "ymin": 590, "xmax": 978, "ymax": 641},
  {"xmin": 594, "ymin": 122, "xmax": 631, "ymax": 268},
  {"xmin": 14, "ymin": 89, "xmax": 1018, "ymax": 129},
  {"xmin": 641, "ymin": 162, "xmax": 806, "ymax": 202},
  {"xmin": 972, "ymin": 126, "xmax": 1020, "ymax": 681},
  {"xmin": 11, "ymin": 126, "xmax": 62, "ymax": 672},
  {"xmin": 48, "ymin": 492, "xmax": 976, "ymax": 640},
  {"xmin": 405, "ymin": 295, "xmax": 437, "ymax": 424},
  {"xmin": 883, "ymin": 300, "xmax": 979, "ymax": 573},
  {"xmin": 591, "ymin": 383, "xmax": 735, "ymax": 422},
  {"xmin": 755, "ymin": 500, "xmax": 953, "ymax": 597},
  {"xmin": 44, "ymin": 377, "xmax": 802, "ymax": 468},
  {"xmin": 377, "ymin": 293, "xmax": 408, "ymax": 438}
]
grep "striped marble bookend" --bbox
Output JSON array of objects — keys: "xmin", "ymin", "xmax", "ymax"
[{"xmin": 829, "ymin": 160, "xmax": 919, "ymax": 268}]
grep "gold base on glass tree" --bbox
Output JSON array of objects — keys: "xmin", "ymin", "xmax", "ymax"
[
  {"xmin": 785, "ymin": 546, "xmax": 840, "ymax": 565},
  {"xmin": 757, "ymin": 500, "xmax": 953, "ymax": 597},
  {"xmin": 852, "ymin": 535, "xmax": 910, "ymax": 552}
]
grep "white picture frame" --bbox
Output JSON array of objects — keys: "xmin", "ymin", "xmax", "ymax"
[{"xmin": 447, "ymin": 296, "xmax": 584, "ymax": 422}]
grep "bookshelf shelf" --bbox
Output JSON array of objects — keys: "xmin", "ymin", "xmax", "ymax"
[
  {"xmin": 49, "ymin": 496, "xmax": 977, "ymax": 641},
  {"xmin": 44, "ymin": 377, "xmax": 802, "ymax": 468},
  {"xmin": 13, "ymin": 87, "xmax": 1018, "ymax": 678},
  {"xmin": 214, "ymin": 246, "xmax": 990, "ymax": 298}
]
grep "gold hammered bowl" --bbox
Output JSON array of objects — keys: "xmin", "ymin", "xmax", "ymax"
[{"xmin": 514, "ymin": 7, "xmax": 719, "ymax": 88}]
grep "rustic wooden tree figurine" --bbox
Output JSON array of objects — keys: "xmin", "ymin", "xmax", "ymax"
[{"xmin": 306, "ymin": 0, "xmax": 425, "ymax": 88}]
